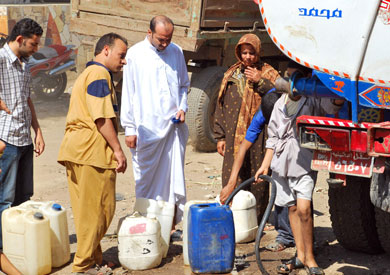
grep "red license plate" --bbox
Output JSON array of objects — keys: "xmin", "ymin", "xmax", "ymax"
[{"xmin": 312, "ymin": 151, "xmax": 374, "ymax": 177}]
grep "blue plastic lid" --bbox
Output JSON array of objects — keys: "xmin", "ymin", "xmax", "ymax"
[{"xmin": 52, "ymin": 203, "xmax": 62, "ymax": 211}]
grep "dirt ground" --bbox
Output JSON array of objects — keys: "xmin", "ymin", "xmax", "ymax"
[{"xmin": 26, "ymin": 76, "xmax": 390, "ymax": 275}]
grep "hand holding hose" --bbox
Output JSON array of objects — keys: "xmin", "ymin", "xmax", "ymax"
[
  {"xmin": 255, "ymin": 148, "xmax": 274, "ymax": 183},
  {"xmin": 254, "ymin": 165, "xmax": 269, "ymax": 184},
  {"xmin": 220, "ymin": 183, "xmax": 236, "ymax": 205}
]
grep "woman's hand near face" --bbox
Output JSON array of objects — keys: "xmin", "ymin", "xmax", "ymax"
[{"xmin": 244, "ymin": 67, "xmax": 261, "ymax": 83}]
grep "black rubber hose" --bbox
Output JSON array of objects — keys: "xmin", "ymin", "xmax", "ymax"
[{"xmin": 224, "ymin": 175, "xmax": 277, "ymax": 275}]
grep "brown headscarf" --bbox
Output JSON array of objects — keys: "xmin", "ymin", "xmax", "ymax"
[{"xmin": 217, "ymin": 34, "xmax": 279, "ymax": 156}]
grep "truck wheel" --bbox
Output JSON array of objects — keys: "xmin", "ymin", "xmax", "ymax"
[
  {"xmin": 370, "ymin": 168, "xmax": 390, "ymax": 212},
  {"xmin": 187, "ymin": 66, "xmax": 225, "ymax": 152},
  {"xmin": 328, "ymin": 175, "xmax": 383, "ymax": 254},
  {"xmin": 371, "ymin": 166, "xmax": 390, "ymax": 254},
  {"xmin": 375, "ymin": 207, "xmax": 390, "ymax": 254}
]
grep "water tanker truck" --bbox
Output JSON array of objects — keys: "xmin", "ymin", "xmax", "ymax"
[{"xmin": 257, "ymin": 0, "xmax": 390, "ymax": 254}]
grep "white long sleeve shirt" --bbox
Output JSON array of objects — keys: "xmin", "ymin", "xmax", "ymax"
[{"xmin": 121, "ymin": 37, "xmax": 189, "ymax": 136}]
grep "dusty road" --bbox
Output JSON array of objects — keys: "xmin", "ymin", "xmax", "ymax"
[{"xmin": 27, "ymin": 81, "xmax": 390, "ymax": 275}]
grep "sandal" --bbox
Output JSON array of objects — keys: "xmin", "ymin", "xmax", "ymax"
[
  {"xmin": 305, "ymin": 266, "xmax": 325, "ymax": 275},
  {"xmin": 96, "ymin": 265, "xmax": 113, "ymax": 275},
  {"xmin": 265, "ymin": 241, "xmax": 287, "ymax": 252},
  {"xmin": 264, "ymin": 223, "xmax": 275, "ymax": 231},
  {"xmin": 74, "ymin": 264, "xmax": 113, "ymax": 275},
  {"xmin": 170, "ymin": 229, "xmax": 183, "ymax": 242},
  {"xmin": 277, "ymin": 257, "xmax": 305, "ymax": 274},
  {"xmin": 101, "ymin": 260, "xmax": 116, "ymax": 269}
]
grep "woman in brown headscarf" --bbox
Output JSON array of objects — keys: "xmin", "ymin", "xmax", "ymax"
[{"xmin": 214, "ymin": 33, "xmax": 279, "ymax": 221}]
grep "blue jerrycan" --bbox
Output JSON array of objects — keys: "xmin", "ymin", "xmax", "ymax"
[{"xmin": 188, "ymin": 203, "xmax": 235, "ymax": 274}]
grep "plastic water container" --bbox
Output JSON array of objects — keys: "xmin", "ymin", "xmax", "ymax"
[
  {"xmin": 183, "ymin": 200, "xmax": 216, "ymax": 266},
  {"xmin": 2, "ymin": 207, "xmax": 51, "ymax": 275},
  {"xmin": 231, "ymin": 190, "xmax": 258, "ymax": 243},
  {"xmin": 134, "ymin": 198, "xmax": 175, "ymax": 258},
  {"xmin": 118, "ymin": 212, "xmax": 163, "ymax": 270},
  {"xmin": 18, "ymin": 201, "xmax": 70, "ymax": 267},
  {"xmin": 188, "ymin": 203, "xmax": 235, "ymax": 274}
]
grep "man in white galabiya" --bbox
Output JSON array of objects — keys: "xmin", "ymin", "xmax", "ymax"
[{"xmin": 121, "ymin": 15, "xmax": 189, "ymax": 235}]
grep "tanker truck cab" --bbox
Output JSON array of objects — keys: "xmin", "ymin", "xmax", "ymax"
[{"xmin": 257, "ymin": 0, "xmax": 390, "ymax": 255}]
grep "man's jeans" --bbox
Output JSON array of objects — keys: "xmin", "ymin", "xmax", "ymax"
[
  {"xmin": 275, "ymin": 205, "xmax": 295, "ymax": 246},
  {"xmin": 0, "ymin": 142, "xmax": 34, "ymax": 248}
]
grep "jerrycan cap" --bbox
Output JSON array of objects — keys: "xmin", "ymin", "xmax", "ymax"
[
  {"xmin": 52, "ymin": 203, "xmax": 62, "ymax": 211},
  {"xmin": 34, "ymin": 212, "xmax": 44, "ymax": 220}
]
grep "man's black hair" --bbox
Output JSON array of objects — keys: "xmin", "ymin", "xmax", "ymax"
[
  {"xmin": 8, "ymin": 18, "xmax": 43, "ymax": 42},
  {"xmin": 287, "ymin": 60, "xmax": 312, "ymax": 77},
  {"xmin": 149, "ymin": 15, "xmax": 174, "ymax": 33},
  {"xmin": 261, "ymin": 90, "xmax": 283, "ymax": 123},
  {"xmin": 94, "ymin": 32, "xmax": 128, "ymax": 56}
]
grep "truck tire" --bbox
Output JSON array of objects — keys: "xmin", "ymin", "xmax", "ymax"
[
  {"xmin": 370, "ymin": 168, "xmax": 390, "ymax": 212},
  {"xmin": 375, "ymin": 207, "xmax": 390, "ymax": 254},
  {"xmin": 187, "ymin": 66, "xmax": 225, "ymax": 152},
  {"xmin": 371, "ymin": 166, "xmax": 390, "ymax": 254},
  {"xmin": 328, "ymin": 175, "xmax": 383, "ymax": 254}
]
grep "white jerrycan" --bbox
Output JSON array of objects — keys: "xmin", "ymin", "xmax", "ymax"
[
  {"xmin": 182, "ymin": 199, "xmax": 216, "ymax": 266},
  {"xmin": 18, "ymin": 200, "xmax": 70, "ymax": 267},
  {"xmin": 118, "ymin": 212, "xmax": 163, "ymax": 270},
  {"xmin": 2, "ymin": 207, "xmax": 51, "ymax": 275},
  {"xmin": 134, "ymin": 198, "xmax": 174, "ymax": 258},
  {"xmin": 231, "ymin": 190, "xmax": 258, "ymax": 243}
]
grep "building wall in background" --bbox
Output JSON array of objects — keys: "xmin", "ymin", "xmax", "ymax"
[
  {"xmin": 0, "ymin": 4, "xmax": 96, "ymax": 70},
  {"xmin": 0, "ymin": 4, "xmax": 76, "ymax": 47},
  {"xmin": 0, "ymin": 1, "xmax": 70, "ymax": 4},
  {"xmin": 0, "ymin": 7, "xmax": 8, "ymax": 35}
]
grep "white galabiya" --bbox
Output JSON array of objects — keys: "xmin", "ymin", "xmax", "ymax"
[{"xmin": 121, "ymin": 37, "xmax": 189, "ymax": 223}]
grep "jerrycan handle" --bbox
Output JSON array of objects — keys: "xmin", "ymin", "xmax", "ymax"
[{"xmin": 132, "ymin": 211, "xmax": 142, "ymax": 218}]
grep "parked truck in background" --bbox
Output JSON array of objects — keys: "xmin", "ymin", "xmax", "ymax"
[
  {"xmin": 258, "ymin": 0, "xmax": 390, "ymax": 254},
  {"xmin": 69, "ymin": 0, "xmax": 287, "ymax": 151}
]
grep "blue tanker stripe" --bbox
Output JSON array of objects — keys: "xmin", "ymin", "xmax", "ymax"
[{"xmin": 87, "ymin": 79, "xmax": 111, "ymax": 98}]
